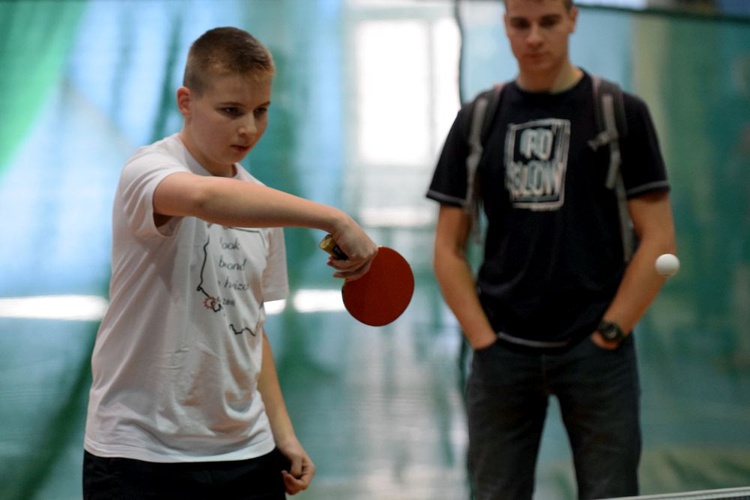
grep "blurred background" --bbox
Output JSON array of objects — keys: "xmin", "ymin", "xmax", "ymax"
[{"xmin": 1, "ymin": 0, "xmax": 749, "ymax": 498}]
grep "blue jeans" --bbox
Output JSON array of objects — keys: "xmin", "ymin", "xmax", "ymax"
[{"xmin": 466, "ymin": 335, "xmax": 641, "ymax": 500}]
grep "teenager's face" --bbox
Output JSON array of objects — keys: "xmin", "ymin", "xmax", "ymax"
[
  {"xmin": 178, "ymin": 73, "xmax": 272, "ymax": 177},
  {"xmin": 504, "ymin": 0, "xmax": 578, "ymax": 77}
]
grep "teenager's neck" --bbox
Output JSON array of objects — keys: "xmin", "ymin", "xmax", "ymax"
[{"xmin": 516, "ymin": 64, "xmax": 583, "ymax": 94}]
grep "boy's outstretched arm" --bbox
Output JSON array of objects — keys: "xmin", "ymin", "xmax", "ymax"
[
  {"xmin": 258, "ymin": 331, "xmax": 315, "ymax": 495},
  {"xmin": 153, "ymin": 172, "xmax": 377, "ymax": 279}
]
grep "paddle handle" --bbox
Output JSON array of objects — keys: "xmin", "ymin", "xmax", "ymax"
[{"xmin": 319, "ymin": 234, "xmax": 348, "ymax": 260}]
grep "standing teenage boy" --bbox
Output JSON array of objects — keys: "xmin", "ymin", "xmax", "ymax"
[
  {"xmin": 83, "ymin": 27, "xmax": 377, "ymax": 499},
  {"xmin": 427, "ymin": 1, "xmax": 676, "ymax": 499}
]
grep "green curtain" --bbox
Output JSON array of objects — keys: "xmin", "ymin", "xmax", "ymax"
[{"xmin": 0, "ymin": 1, "xmax": 87, "ymax": 173}]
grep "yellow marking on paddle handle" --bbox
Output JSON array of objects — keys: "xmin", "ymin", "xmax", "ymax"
[{"xmin": 319, "ymin": 234, "xmax": 348, "ymax": 260}]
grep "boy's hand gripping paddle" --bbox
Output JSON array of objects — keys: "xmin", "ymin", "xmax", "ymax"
[{"xmin": 319, "ymin": 235, "xmax": 415, "ymax": 327}]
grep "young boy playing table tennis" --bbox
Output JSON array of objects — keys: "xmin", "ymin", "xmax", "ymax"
[{"xmin": 83, "ymin": 27, "xmax": 377, "ymax": 499}]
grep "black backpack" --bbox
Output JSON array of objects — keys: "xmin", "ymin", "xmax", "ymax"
[{"xmin": 464, "ymin": 76, "xmax": 635, "ymax": 262}]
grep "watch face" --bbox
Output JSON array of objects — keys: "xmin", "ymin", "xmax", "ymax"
[
  {"xmin": 602, "ymin": 326, "xmax": 618, "ymax": 340},
  {"xmin": 599, "ymin": 321, "xmax": 624, "ymax": 342}
]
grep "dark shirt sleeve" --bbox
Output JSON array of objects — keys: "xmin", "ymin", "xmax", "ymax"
[
  {"xmin": 426, "ymin": 103, "xmax": 473, "ymax": 207},
  {"xmin": 620, "ymin": 92, "xmax": 670, "ymax": 198}
]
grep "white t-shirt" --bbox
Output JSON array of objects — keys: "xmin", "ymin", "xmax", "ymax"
[{"xmin": 85, "ymin": 134, "xmax": 289, "ymax": 463}]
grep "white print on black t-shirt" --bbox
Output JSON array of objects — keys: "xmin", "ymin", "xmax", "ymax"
[
  {"xmin": 505, "ymin": 118, "xmax": 570, "ymax": 211},
  {"xmin": 196, "ymin": 226, "xmax": 262, "ymax": 336}
]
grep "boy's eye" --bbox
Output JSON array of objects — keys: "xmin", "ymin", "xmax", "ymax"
[
  {"xmin": 222, "ymin": 107, "xmax": 242, "ymax": 117},
  {"xmin": 254, "ymin": 107, "xmax": 268, "ymax": 118},
  {"xmin": 509, "ymin": 16, "xmax": 561, "ymax": 31},
  {"xmin": 540, "ymin": 16, "xmax": 560, "ymax": 28}
]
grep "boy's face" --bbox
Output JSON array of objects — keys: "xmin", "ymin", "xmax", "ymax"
[
  {"xmin": 178, "ymin": 73, "xmax": 272, "ymax": 177},
  {"xmin": 504, "ymin": 0, "xmax": 578, "ymax": 77}
]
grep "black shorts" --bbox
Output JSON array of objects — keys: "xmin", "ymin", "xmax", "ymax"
[{"xmin": 82, "ymin": 448, "xmax": 289, "ymax": 500}]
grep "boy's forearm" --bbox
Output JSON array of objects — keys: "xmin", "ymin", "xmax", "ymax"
[
  {"xmin": 153, "ymin": 173, "xmax": 376, "ymax": 267},
  {"xmin": 433, "ymin": 206, "xmax": 497, "ymax": 350},
  {"xmin": 257, "ymin": 332, "xmax": 296, "ymax": 445},
  {"xmin": 602, "ymin": 193, "xmax": 677, "ymax": 334},
  {"xmin": 434, "ymin": 245, "xmax": 496, "ymax": 350},
  {"xmin": 177, "ymin": 175, "xmax": 346, "ymax": 233}
]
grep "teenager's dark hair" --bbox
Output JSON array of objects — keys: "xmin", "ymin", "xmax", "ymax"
[{"xmin": 183, "ymin": 27, "xmax": 275, "ymax": 94}]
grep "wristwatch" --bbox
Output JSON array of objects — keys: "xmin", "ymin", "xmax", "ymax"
[{"xmin": 597, "ymin": 320, "xmax": 626, "ymax": 343}]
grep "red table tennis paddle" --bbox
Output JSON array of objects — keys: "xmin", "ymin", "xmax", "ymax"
[{"xmin": 319, "ymin": 234, "xmax": 415, "ymax": 327}]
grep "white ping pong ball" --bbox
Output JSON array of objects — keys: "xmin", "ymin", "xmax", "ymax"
[{"xmin": 655, "ymin": 253, "xmax": 680, "ymax": 277}]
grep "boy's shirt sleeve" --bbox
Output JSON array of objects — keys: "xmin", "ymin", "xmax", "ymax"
[
  {"xmin": 426, "ymin": 104, "xmax": 473, "ymax": 207},
  {"xmin": 117, "ymin": 147, "xmax": 189, "ymax": 239},
  {"xmin": 620, "ymin": 93, "xmax": 670, "ymax": 198}
]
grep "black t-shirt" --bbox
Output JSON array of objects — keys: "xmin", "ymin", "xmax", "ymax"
[{"xmin": 427, "ymin": 72, "xmax": 669, "ymax": 350}]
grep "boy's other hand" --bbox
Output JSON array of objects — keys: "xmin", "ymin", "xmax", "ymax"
[{"xmin": 278, "ymin": 439, "xmax": 315, "ymax": 495}]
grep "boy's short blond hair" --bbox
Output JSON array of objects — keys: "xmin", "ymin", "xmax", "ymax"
[
  {"xmin": 183, "ymin": 27, "xmax": 275, "ymax": 95},
  {"xmin": 504, "ymin": 0, "xmax": 574, "ymax": 10}
]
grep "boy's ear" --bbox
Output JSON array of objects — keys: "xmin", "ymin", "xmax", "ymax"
[
  {"xmin": 176, "ymin": 87, "xmax": 191, "ymax": 117},
  {"xmin": 568, "ymin": 6, "xmax": 579, "ymax": 33}
]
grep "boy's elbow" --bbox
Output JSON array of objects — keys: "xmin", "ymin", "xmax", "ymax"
[
  {"xmin": 433, "ymin": 239, "xmax": 467, "ymax": 276},
  {"xmin": 153, "ymin": 173, "xmax": 218, "ymax": 219}
]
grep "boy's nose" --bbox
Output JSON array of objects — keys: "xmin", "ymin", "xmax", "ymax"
[
  {"xmin": 239, "ymin": 116, "xmax": 257, "ymax": 136},
  {"xmin": 527, "ymin": 25, "xmax": 544, "ymax": 45}
]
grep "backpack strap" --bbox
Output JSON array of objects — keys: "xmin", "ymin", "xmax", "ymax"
[
  {"xmin": 465, "ymin": 83, "xmax": 505, "ymax": 242},
  {"xmin": 589, "ymin": 76, "xmax": 634, "ymax": 262}
]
